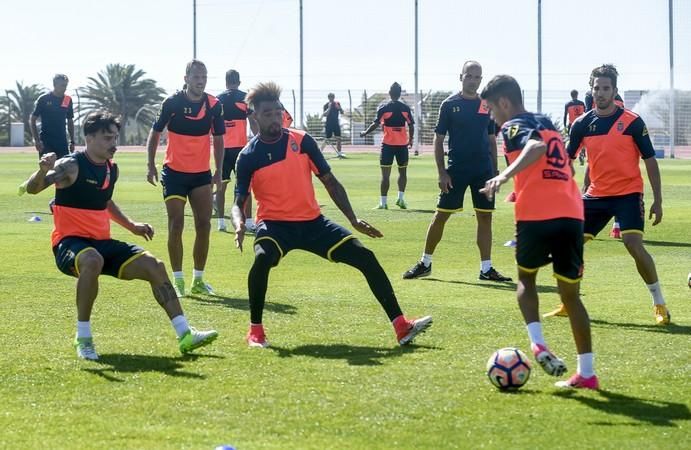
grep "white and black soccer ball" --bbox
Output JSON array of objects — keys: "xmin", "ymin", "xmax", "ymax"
[{"xmin": 487, "ymin": 347, "xmax": 532, "ymax": 390}]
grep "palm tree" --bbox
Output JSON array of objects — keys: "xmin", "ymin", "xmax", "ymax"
[
  {"xmin": 80, "ymin": 64, "xmax": 166, "ymax": 144},
  {"xmin": 6, "ymin": 82, "xmax": 46, "ymax": 144}
]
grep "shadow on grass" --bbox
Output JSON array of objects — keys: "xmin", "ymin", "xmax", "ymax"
[
  {"xmin": 590, "ymin": 318, "xmax": 691, "ymax": 335},
  {"xmin": 421, "ymin": 278, "xmax": 562, "ymax": 295},
  {"xmin": 554, "ymin": 389, "xmax": 691, "ymax": 427},
  {"xmin": 82, "ymin": 353, "xmax": 221, "ymax": 382},
  {"xmin": 188, "ymin": 294, "xmax": 298, "ymax": 315},
  {"xmin": 388, "ymin": 208, "xmax": 436, "ymax": 214},
  {"xmin": 642, "ymin": 239, "xmax": 691, "ymax": 248},
  {"xmin": 270, "ymin": 343, "xmax": 439, "ymax": 366}
]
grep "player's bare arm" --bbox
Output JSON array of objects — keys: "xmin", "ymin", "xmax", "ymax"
[
  {"xmin": 319, "ymin": 172, "xmax": 383, "ymax": 238},
  {"xmin": 489, "ymin": 134, "xmax": 499, "ymax": 174},
  {"xmin": 643, "ymin": 157, "xmax": 663, "ymax": 225},
  {"xmin": 30, "ymin": 115, "xmax": 43, "ymax": 153},
  {"xmin": 231, "ymin": 193, "xmax": 249, "ymax": 251},
  {"xmin": 106, "ymin": 200, "xmax": 154, "ymax": 240},
  {"xmin": 67, "ymin": 117, "xmax": 75, "ymax": 152},
  {"xmin": 407, "ymin": 122, "xmax": 415, "ymax": 148},
  {"xmin": 146, "ymin": 129, "xmax": 161, "ymax": 185},
  {"xmin": 25, "ymin": 153, "xmax": 78, "ymax": 194},
  {"xmin": 212, "ymin": 135, "xmax": 225, "ymax": 188},
  {"xmin": 360, "ymin": 121, "xmax": 379, "ymax": 137},
  {"xmin": 433, "ymin": 133, "xmax": 452, "ymax": 193},
  {"xmin": 480, "ymin": 139, "xmax": 547, "ymax": 200}
]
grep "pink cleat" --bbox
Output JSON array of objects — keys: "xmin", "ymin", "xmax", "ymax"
[
  {"xmin": 531, "ymin": 343, "xmax": 567, "ymax": 377},
  {"xmin": 555, "ymin": 373, "xmax": 600, "ymax": 390}
]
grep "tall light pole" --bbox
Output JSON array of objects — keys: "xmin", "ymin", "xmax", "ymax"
[
  {"xmin": 537, "ymin": 0, "xmax": 542, "ymax": 112},
  {"xmin": 414, "ymin": 0, "xmax": 421, "ymax": 154},
  {"xmin": 193, "ymin": 0, "xmax": 197, "ymax": 58},
  {"xmin": 668, "ymin": 0, "xmax": 675, "ymax": 158},
  {"xmin": 299, "ymin": 0, "xmax": 304, "ymax": 129}
]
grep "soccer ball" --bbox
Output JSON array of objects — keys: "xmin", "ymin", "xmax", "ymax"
[
  {"xmin": 687, "ymin": 272, "xmax": 691, "ymax": 288},
  {"xmin": 487, "ymin": 347, "xmax": 532, "ymax": 390}
]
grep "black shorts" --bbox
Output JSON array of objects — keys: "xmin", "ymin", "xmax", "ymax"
[
  {"xmin": 325, "ymin": 124, "xmax": 341, "ymax": 138},
  {"xmin": 222, "ymin": 147, "xmax": 242, "ymax": 182},
  {"xmin": 254, "ymin": 215, "xmax": 354, "ymax": 263},
  {"xmin": 41, "ymin": 139, "xmax": 69, "ymax": 158},
  {"xmin": 161, "ymin": 165, "xmax": 212, "ymax": 201},
  {"xmin": 437, "ymin": 170, "xmax": 495, "ymax": 212},
  {"xmin": 53, "ymin": 236, "xmax": 144, "ymax": 278},
  {"xmin": 516, "ymin": 218, "xmax": 584, "ymax": 282},
  {"xmin": 380, "ymin": 144, "xmax": 409, "ymax": 168},
  {"xmin": 583, "ymin": 193, "xmax": 644, "ymax": 238}
]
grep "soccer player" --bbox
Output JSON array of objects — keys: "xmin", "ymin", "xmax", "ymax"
[
  {"xmin": 230, "ymin": 82, "xmax": 432, "ymax": 348},
  {"xmin": 146, "ymin": 60, "xmax": 225, "ymax": 297},
  {"xmin": 480, "ymin": 75, "xmax": 598, "ymax": 390},
  {"xmin": 402, "ymin": 61, "xmax": 511, "ymax": 282},
  {"xmin": 360, "ymin": 82, "xmax": 414, "ymax": 209},
  {"xmin": 282, "ymin": 108, "xmax": 294, "ymax": 128},
  {"xmin": 563, "ymin": 90, "xmax": 586, "ymax": 131},
  {"xmin": 21, "ymin": 112, "xmax": 218, "ymax": 360},
  {"xmin": 215, "ymin": 69, "xmax": 257, "ymax": 232},
  {"xmin": 30, "ymin": 74, "xmax": 76, "ymax": 158},
  {"xmin": 321, "ymin": 93, "xmax": 346, "ymax": 158},
  {"xmin": 547, "ymin": 64, "xmax": 670, "ymax": 325}
]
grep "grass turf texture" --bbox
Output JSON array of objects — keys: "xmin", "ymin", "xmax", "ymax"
[{"xmin": 0, "ymin": 151, "xmax": 689, "ymax": 449}]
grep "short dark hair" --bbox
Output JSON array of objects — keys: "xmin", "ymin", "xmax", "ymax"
[
  {"xmin": 83, "ymin": 111, "xmax": 121, "ymax": 136},
  {"xmin": 389, "ymin": 82, "xmax": 402, "ymax": 99},
  {"xmin": 327, "ymin": 93, "xmax": 335, "ymax": 100},
  {"xmin": 461, "ymin": 60, "xmax": 481, "ymax": 74},
  {"xmin": 226, "ymin": 69, "xmax": 240, "ymax": 85},
  {"xmin": 570, "ymin": 89, "xmax": 578, "ymax": 98},
  {"xmin": 590, "ymin": 64, "xmax": 618, "ymax": 88},
  {"xmin": 246, "ymin": 82, "xmax": 282, "ymax": 110},
  {"xmin": 480, "ymin": 75, "xmax": 523, "ymax": 106},
  {"xmin": 186, "ymin": 59, "xmax": 207, "ymax": 76},
  {"xmin": 53, "ymin": 74, "xmax": 69, "ymax": 84}
]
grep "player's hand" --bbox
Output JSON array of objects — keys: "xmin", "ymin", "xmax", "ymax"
[
  {"xmin": 132, "ymin": 222, "xmax": 154, "ymax": 241},
  {"xmin": 35, "ymin": 141, "xmax": 44, "ymax": 154},
  {"xmin": 359, "ymin": 131, "xmax": 366, "ymax": 138},
  {"xmin": 352, "ymin": 219, "xmax": 383, "ymax": 238},
  {"xmin": 479, "ymin": 174, "xmax": 508, "ymax": 201},
  {"xmin": 408, "ymin": 140, "xmax": 414, "ymax": 149},
  {"xmin": 234, "ymin": 224, "xmax": 246, "ymax": 252},
  {"xmin": 212, "ymin": 170, "xmax": 222, "ymax": 191},
  {"xmin": 438, "ymin": 171, "xmax": 453, "ymax": 194},
  {"xmin": 147, "ymin": 165, "xmax": 158, "ymax": 186},
  {"xmin": 38, "ymin": 152, "xmax": 57, "ymax": 173},
  {"xmin": 649, "ymin": 201, "xmax": 663, "ymax": 226}
]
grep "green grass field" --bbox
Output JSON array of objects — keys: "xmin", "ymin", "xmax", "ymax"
[{"xmin": 1, "ymin": 151, "xmax": 689, "ymax": 449}]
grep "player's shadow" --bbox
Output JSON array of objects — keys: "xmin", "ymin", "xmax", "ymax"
[
  {"xmin": 271, "ymin": 343, "xmax": 438, "ymax": 366},
  {"xmin": 81, "ymin": 353, "xmax": 220, "ymax": 382},
  {"xmin": 590, "ymin": 318, "xmax": 691, "ymax": 335},
  {"xmin": 422, "ymin": 278, "xmax": 562, "ymax": 295},
  {"xmin": 642, "ymin": 239, "xmax": 691, "ymax": 248},
  {"xmin": 554, "ymin": 389, "xmax": 691, "ymax": 427},
  {"xmin": 388, "ymin": 208, "xmax": 437, "ymax": 214},
  {"xmin": 188, "ymin": 294, "xmax": 298, "ymax": 315}
]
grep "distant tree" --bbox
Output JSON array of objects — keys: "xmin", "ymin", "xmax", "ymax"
[
  {"xmin": 304, "ymin": 113, "xmax": 324, "ymax": 139},
  {"xmin": 636, "ymin": 90, "xmax": 691, "ymax": 146},
  {"xmin": 80, "ymin": 64, "xmax": 165, "ymax": 144},
  {"xmin": 6, "ymin": 82, "xmax": 46, "ymax": 144}
]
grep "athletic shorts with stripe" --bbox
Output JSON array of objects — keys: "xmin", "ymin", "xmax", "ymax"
[
  {"xmin": 516, "ymin": 218, "xmax": 584, "ymax": 282},
  {"xmin": 583, "ymin": 193, "xmax": 645, "ymax": 238},
  {"xmin": 380, "ymin": 144, "xmax": 409, "ymax": 168},
  {"xmin": 160, "ymin": 164, "xmax": 212, "ymax": 201},
  {"xmin": 53, "ymin": 236, "xmax": 144, "ymax": 278},
  {"xmin": 253, "ymin": 215, "xmax": 354, "ymax": 263},
  {"xmin": 222, "ymin": 147, "xmax": 243, "ymax": 182},
  {"xmin": 437, "ymin": 169, "xmax": 495, "ymax": 212}
]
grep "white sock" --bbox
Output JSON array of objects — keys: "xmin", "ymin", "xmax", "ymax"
[
  {"xmin": 77, "ymin": 321, "xmax": 92, "ymax": 339},
  {"xmin": 481, "ymin": 260, "xmax": 492, "ymax": 273},
  {"xmin": 218, "ymin": 217, "xmax": 225, "ymax": 227},
  {"xmin": 613, "ymin": 222, "xmax": 620, "ymax": 229},
  {"xmin": 526, "ymin": 322, "xmax": 546, "ymax": 347},
  {"xmin": 380, "ymin": 196, "xmax": 387, "ymax": 206},
  {"xmin": 172, "ymin": 271, "xmax": 184, "ymax": 280},
  {"xmin": 647, "ymin": 281, "xmax": 665, "ymax": 305},
  {"xmin": 171, "ymin": 315, "xmax": 190, "ymax": 338},
  {"xmin": 193, "ymin": 269, "xmax": 204, "ymax": 280},
  {"xmin": 397, "ymin": 191, "xmax": 404, "ymax": 201},
  {"xmin": 577, "ymin": 353, "xmax": 595, "ymax": 378},
  {"xmin": 421, "ymin": 253, "xmax": 432, "ymax": 267},
  {"xmin": 246, "ymin": 218, "xmax": 255, "ymax": 227}
]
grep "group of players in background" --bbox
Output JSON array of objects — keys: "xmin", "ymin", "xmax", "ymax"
[{"xmin": 23, "ymin": 58, "xmax": 671, "ymax": 390}]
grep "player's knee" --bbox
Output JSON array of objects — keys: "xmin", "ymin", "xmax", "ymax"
[
  {"xmin": 253, "ymin": 245, "xmax": 280, "ymax": 268},
  {"xmin": 168, "ymin": 217, "xmax": 185, "ymax": 235},
  {"xmin": 78, "ymin": 251, "xmax": 104, "ymax": 274},
  {"xmin": 194, "ymin": 219, "xmax": 211, "ymax": 235}
]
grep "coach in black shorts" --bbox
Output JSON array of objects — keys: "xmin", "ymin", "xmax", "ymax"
[{"xmin": 30, "ymin": 74, "xmax": 75, "ymax": 158}]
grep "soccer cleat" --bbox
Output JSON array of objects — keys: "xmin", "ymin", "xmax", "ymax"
[
  {"xmin": 555, "ymin": 373, "xmax": 599, "ymax": 390},
  {"xmin": 654, "ymin": 304, "xmax": 671, "ymax": 325},
  {"xmin": 190, "ymin": 279, "xmax": 215, "ymax": 295},
  {"xmin": 402, "ymin": 261, "xmax": 431, "ymax": 279},
  {"xmin": 395, "ymin": 199, "xmax": 408, "ymax": 209},
  {"xmin": 479, "ymin": 267, "xmax": 512, "ymax": 282},
  {"xmin": 543, "ymin": 303, "xmax": 568, "ymax": 318},
  {"xmin": 245, "ymin": 221, "xmax": 257, "ymax": 233},
  {"xmin": 74, "ymin": 336, "xmax": 99, "ymax": 360},
  {"xmin": 17, "ymin": 181, "xmax": 28, "ymax": 196},
  {"xmin": 396, "ymin": 316, "xmax": 433, "ymax": 345},
  {"xmin": 531, "ymin": 343, "xmax": 567, "ymax": 377},
  {"xmin": 246, "ymin": 326, "xmax": 269, "ymax": 348},
  {"xmin": 218, "ymin": 223, "xmax": 227, "ymax": 232},
  {"xmin": 336, "ymin": 152, "xmax": 347, "ymax": 159},
  {"xmin": 174, "ymin": 278, "xmax": 185, "ymax": 297},
  {"xmin": 178, "ymin": 327, "xmax": 218, "ymax": 354},
  {"xmin": 610, "ymin": 227, "xmax": 621, "ymax": 239},
  {"xmin": 373, "ymin": 204, "xmax": 388, "ymax": 210}
]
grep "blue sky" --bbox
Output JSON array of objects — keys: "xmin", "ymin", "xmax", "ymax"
[{"xmin": 3, "ymin": 0, "xmax": 689, "ymax": 115}]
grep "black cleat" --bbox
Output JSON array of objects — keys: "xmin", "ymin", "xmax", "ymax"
[
  {"xmin": 403, "ymin": 261, "xmax": 431, "ymax": 279},
  {"xmin": 479, "ymin": 267, "xmax": 512, "ymax": 282}
]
